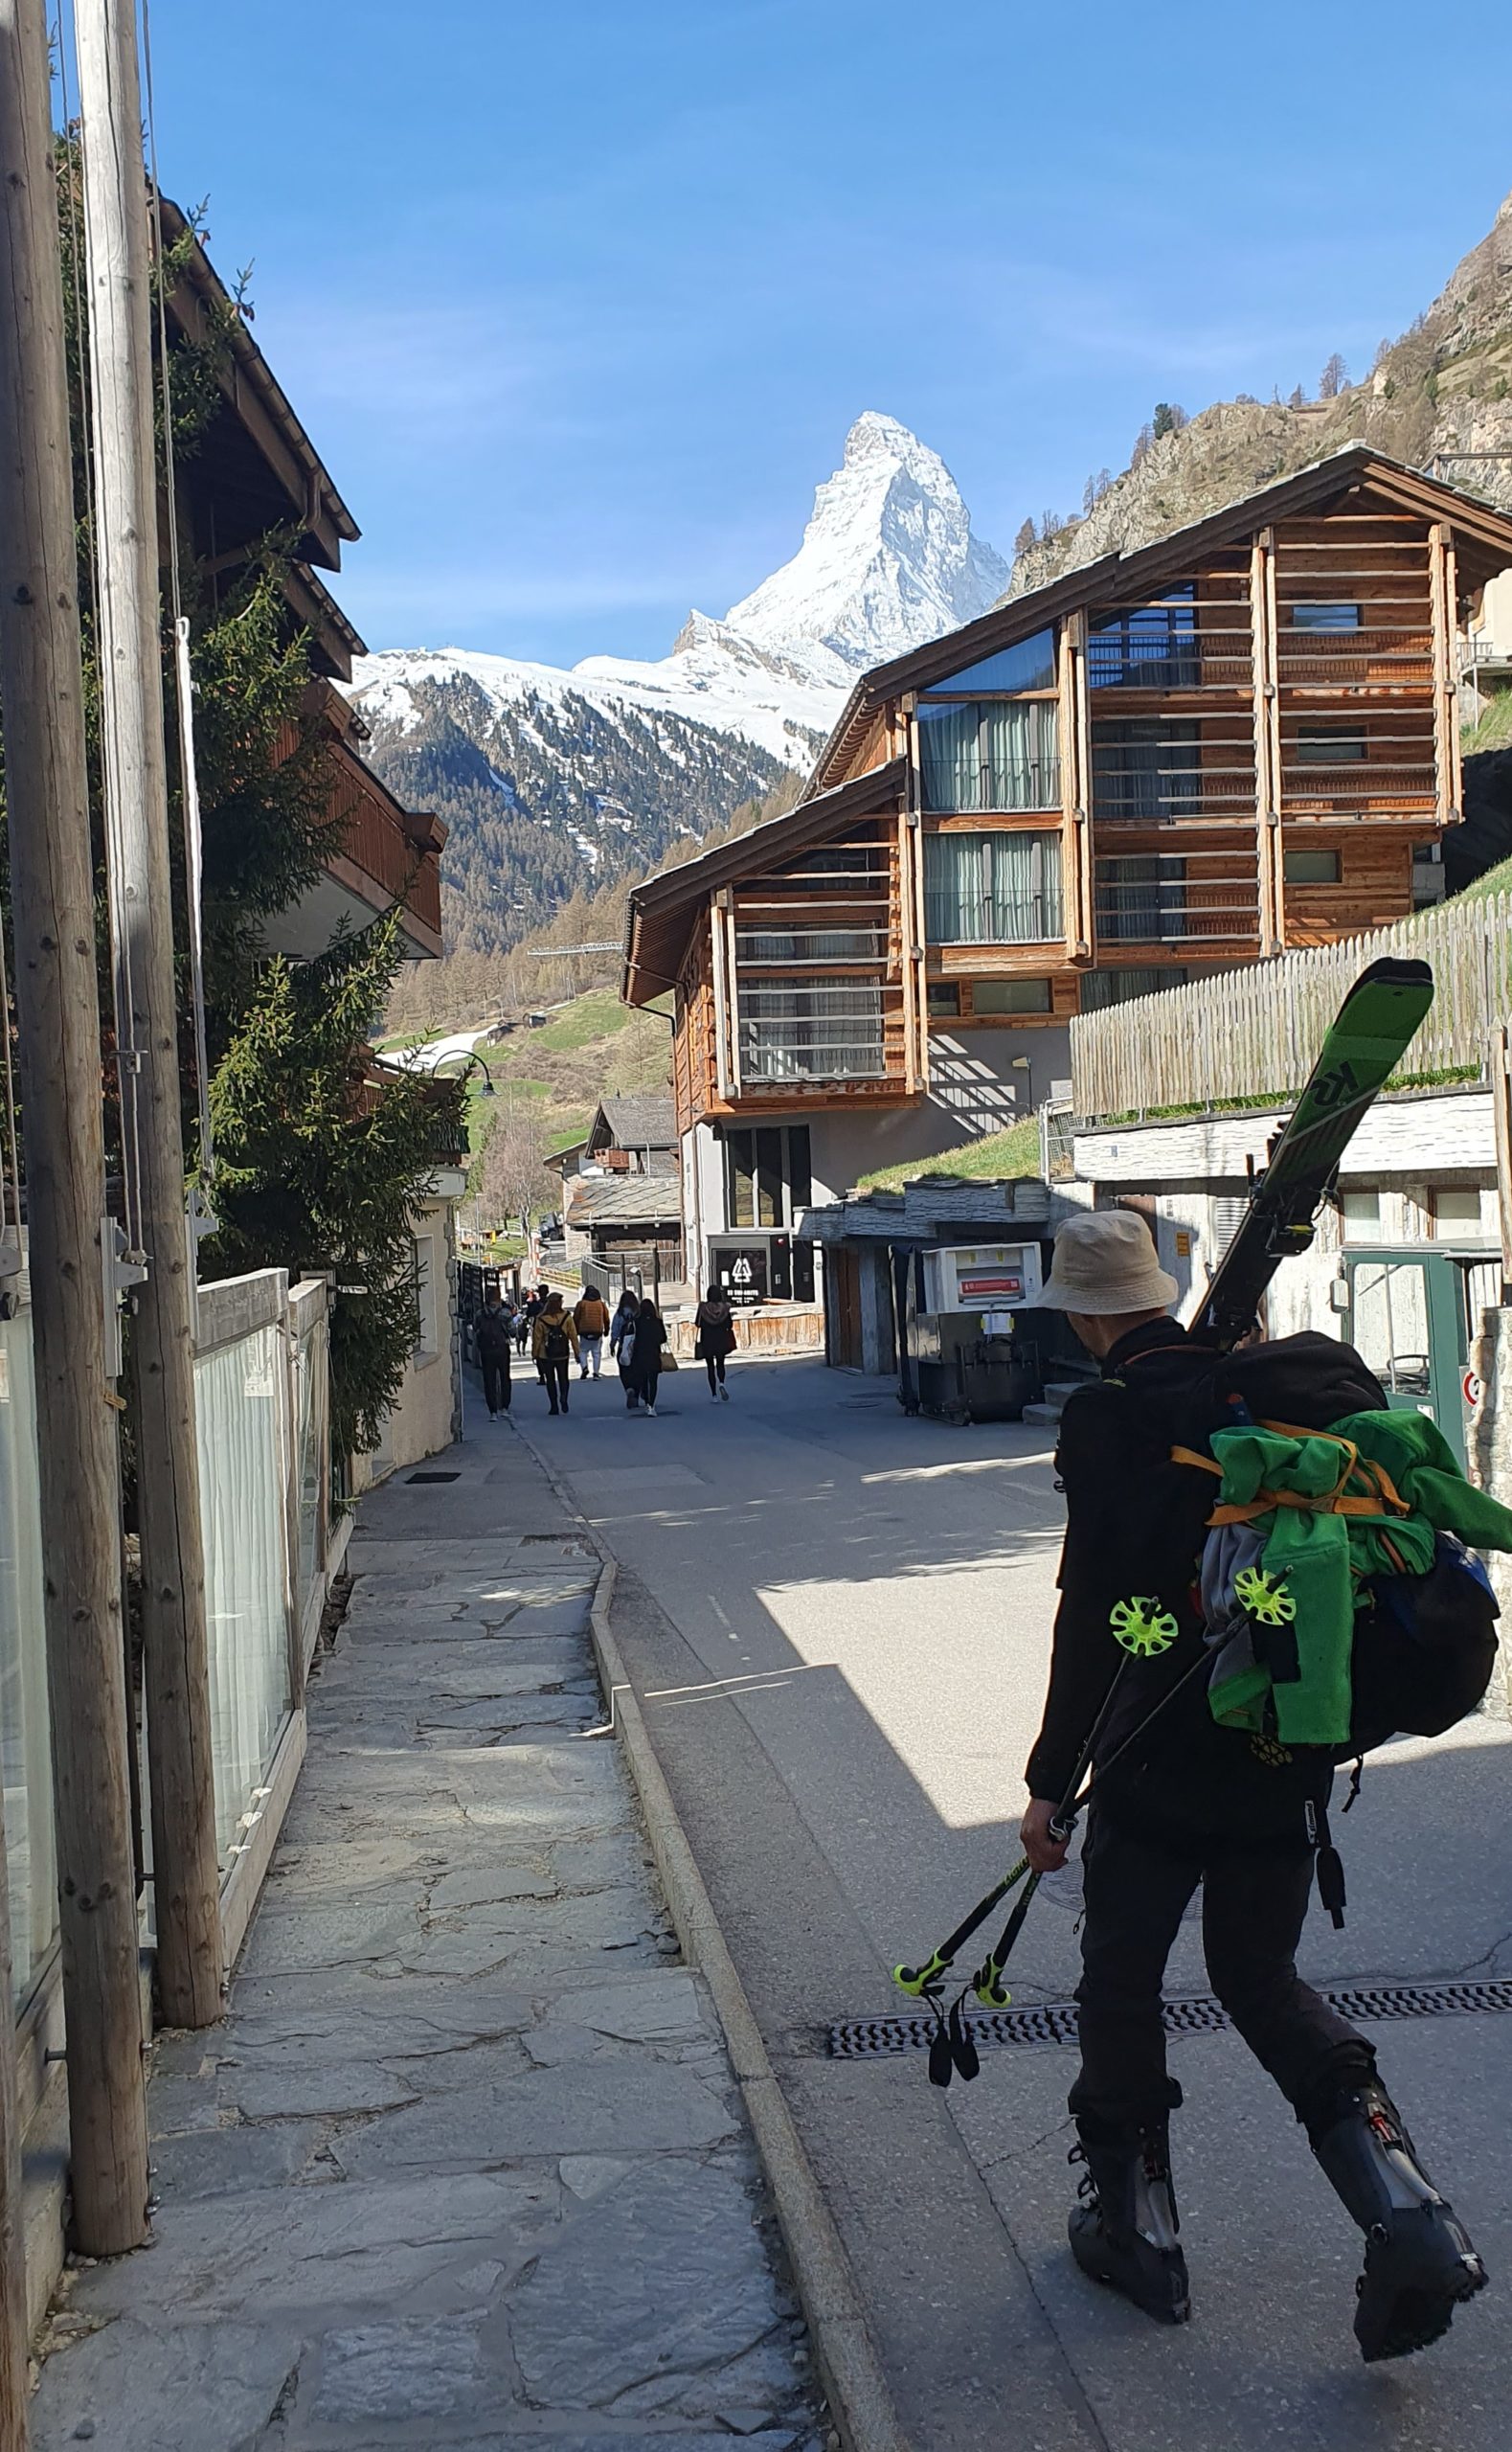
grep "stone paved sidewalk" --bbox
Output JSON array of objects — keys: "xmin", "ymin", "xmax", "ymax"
[{"xmin": 32, "ymin": 1429, "xmax": 825, "ymax": 2452}]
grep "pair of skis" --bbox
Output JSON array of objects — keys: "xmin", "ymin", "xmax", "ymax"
[{"xmin": 894, "ymin": 956, "xmax": 1435, "ymax": 2085}]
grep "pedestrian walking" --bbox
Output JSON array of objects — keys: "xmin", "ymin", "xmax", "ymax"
[
  {"xmin": 512, "ymin": 1296, "xmax": 531, "ymax": 1357},
  {"xmin": 531, "ymin": 1291, "xmax": 578, "ymax": 1415},
  {"xmin": 693, "ymin": 1283, "xmax": 736, "ymax": 1400},
  {"xmin": 475, "ymin": 1287, "xmax": 513, "ymax": 1419},
  {"xmin": 622, "ymin": 1295, "xmax": 668, "ymax": 1418},
  {"xmin": 1020, "ymin": 1209, "xmax": 1488, "ymax": 2357},
  {"xmin": 529, "ymin": 1283, "xmax": 552, "ymax": 1383},
  {"xmin": 610, "ymin": 1288, "xmax": 642, "ymax": 1409},
  {"xmin": 574, "ymin": 1286, "xmax": 611, "ymax": 1379}
]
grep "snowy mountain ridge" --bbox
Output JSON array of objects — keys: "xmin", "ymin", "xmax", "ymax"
[{"xmin": 350, "ymin": 413, "xmax": 1004, "ymax": 955}]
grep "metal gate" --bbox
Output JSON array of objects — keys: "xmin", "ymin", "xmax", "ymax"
[{"xmin": 1344, "ymin": 1248, "xmax": 1501, "ymax": 1469}]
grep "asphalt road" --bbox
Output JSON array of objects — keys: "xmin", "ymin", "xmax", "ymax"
[{"xmin": 500, "ymin": 1351, "xmax": 1512, "ymax": 2452}]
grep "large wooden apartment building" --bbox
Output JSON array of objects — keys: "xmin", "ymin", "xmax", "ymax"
[{"xmin": 622, "ymin": 448, "xmax": 1512, "ymax": 1300}]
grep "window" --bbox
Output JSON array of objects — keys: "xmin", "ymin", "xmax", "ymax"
[
  {"xmin": 1291, "ymin": 602, "xmax": 1361, "ymax": 632},
  {"xmin": 1095, "ymin": 855, "xmax": 1186, "ymax": 942},
  {"xmin": 927, "ymin": 981, "xmax": 960, "ymax": 1016},
  {"xmin": 735, "ymin": 982, "xmax": 883, "ymax": 1082},
  {"xmin": 1283, "ymin": 850, "xmax": 1341, "ymax": 884},
  {"xmin": 725, "ymin": 1125, "xmax": 812, "ymax": 1229},
  {"xmin": 412, "ymin": 1235, "xmax": 439, "ymax": 1357},
  {"xmin": 1088, "ymin": 586, "xmax": 1199, "ymax": 690},
  {"xmin": 918, "ymin": 698, "xmax": 1059, "ymax": 811},
  {"xmin": 782, "ymin": 843, "xmax": 884, "ymax": 879},
  {"xmin": 1092, "ymin": 719, "xmax": 1201, "ymax": 820},
  {"xmin": 737, "ymin": 926, "xmax": 885, "ymax": 962},
  {"xmin": 1081, "ymin": 967, "xmax": 1179, "ymax": 1010},
  {"xmin": 1432, "ymin": 1188, "xmax": 1483, "ymax": 1239},
  {"xmin": 923, "ymin": 830, "xmax": 1064, "ymax": 943},
  {"xmin": 1340, "ymin": 1191, "xmax": 1381, "ymax": 1245},
  {"xmin": 970, "ymin": 978, "xmax": 1052, "ymax": 1015},
  {"xmin": 923, "ymin": 628, "xmax": 1056, "ymax": 695},
  {"xmin": 1297, "ymin": 725, "xmax": 1366, "ymax": 764}
]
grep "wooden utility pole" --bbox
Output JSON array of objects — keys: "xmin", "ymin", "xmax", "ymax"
[
  {"xmin": 76, "ymin": 0, "xmax": 222, "ymax": 2026},
  {"xmin": 0, "ymin": 0, "xmax": 149, "ymax": 2256}
]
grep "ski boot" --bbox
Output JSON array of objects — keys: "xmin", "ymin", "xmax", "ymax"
[
  {"xmin": 1312, "ymin": 2080, "xmax": 1487, "ymax": 2361},
  {"xmin": 1068, "ymin": 2116, "xmax": 1190, "ymax": 2326}
]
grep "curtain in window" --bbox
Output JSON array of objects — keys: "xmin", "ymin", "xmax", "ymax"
[
  {"xmin": 924, "ymin": 831, "xmax": 1063, "ymax": 943},
  {"xmin": 921, "ymin": 701, "xmax": 1059, "ymax": 811},
  {"xmin": 737, "ymin": 981, "xmax": 885, "ymax": 1080},
  {"xmin": 919, "ymin": 704, "xmax": 982, "ymax": 810},
  {"xmin": 982, "ymin": 699, "xmax": 1059, "ymax": 809}
]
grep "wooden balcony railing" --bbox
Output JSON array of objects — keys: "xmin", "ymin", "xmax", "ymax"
[{"xmin": 272, "ymin": 713, "xmax": 444, "ymax": 945}]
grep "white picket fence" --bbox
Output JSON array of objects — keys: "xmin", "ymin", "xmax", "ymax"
[{"xmin": 1070, "ymin": 894, "xmax": 1512, "ymax": 1123}]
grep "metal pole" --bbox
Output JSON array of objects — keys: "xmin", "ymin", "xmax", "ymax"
[
  {"xmin": 0, "ymin": 0, "xmax": 148, "ymax": 2257},
  {"xmin": 75, "ymin": 0, "xmax": 221, "ymax": 2026}
]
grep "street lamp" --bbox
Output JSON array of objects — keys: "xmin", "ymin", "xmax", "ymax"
[{"xmin": 440, "ymin": 1051, "xmax": 496, "ymax": 1099}]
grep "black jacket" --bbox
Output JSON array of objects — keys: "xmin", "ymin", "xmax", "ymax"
[
  {"xmin": 1026, "ymin": 1322, "xmax": 1387, "ymax": 1836},
  {"xmin": 476, "ymin": 1306, "xmax": 513, "ymax": 1362}
]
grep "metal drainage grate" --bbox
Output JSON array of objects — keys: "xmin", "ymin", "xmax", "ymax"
[
  {"xmin": 406, "ymin": 1470, "xmax": 461, "ymax": 1485},
  {"xmin": 827, "ymin": 1978, "xmax": 1512, "ymax": 2059}
]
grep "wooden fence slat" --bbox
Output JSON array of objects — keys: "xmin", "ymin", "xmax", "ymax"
[{"xmin": 1072, "ymin": 894, "xmax": 1511, "ymax": 1119}]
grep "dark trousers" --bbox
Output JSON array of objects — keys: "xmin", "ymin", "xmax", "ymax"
[
  {"xmin": 543, "ymin": 1359, "xmax": 570, "ymax": 1412},
  {"xmin": 1071, "ymin": 1802, "xmax": 1372, "ymax": 2133},
  {"xmin": 704, "ymin": 1352, "xmax": 727, "ymax": 1392},
  {"xmin": 480, "ymin": 1354, "xmax": 510, "ymax": 1415}
]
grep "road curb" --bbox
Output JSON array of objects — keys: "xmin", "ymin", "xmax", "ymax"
[{"xmin": 507, "ymin": 1412, "xmax": 907, "ymax": 2452}]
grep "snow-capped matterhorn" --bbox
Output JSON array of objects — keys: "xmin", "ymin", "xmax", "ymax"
[
  {"xmin": 345, "ymin": 416, "xmax": 1005, "ymax": 946},
  {"xmin": 351, "ymin": 413, "xmax": 1005, "ymax": 773},
  {"xmin": 723, "ymin": 410, "xmax": 1009, "ymax": 682}
]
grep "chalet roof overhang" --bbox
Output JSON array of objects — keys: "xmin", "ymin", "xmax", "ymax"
[
  {"xmin": 807, "ymin": 444, "xmax": 1512, "ymax": 793},
  {"xmin": 160, "ymin": 196, "xmax": 359, "ymax": 575},
  {"xmin": 621, "ymin": 755, "xmax": 907, "ymax": 1008}
]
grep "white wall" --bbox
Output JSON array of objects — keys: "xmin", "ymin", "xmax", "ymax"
[{"xmin": 1070, "ymin": 1089, "xmax": 1501, "ymax": 1349}]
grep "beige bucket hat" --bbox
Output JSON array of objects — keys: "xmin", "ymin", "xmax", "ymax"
[{"xmin": 1039, "ymin": 1209, "xmax": 1179, "ymax": 1316}]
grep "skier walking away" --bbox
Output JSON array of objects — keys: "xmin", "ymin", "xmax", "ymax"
[
  {"xmin": 531, "ymin": 1292, "xmax": 578, "ymax": 1416},
  {"xmin": 693, "ymin": 1284, "xmax": 736, "ymax": 1400},
  {"xmin": 475, "ymin": 1287, "xmax": 513, "ymax": 1419},
  {"xmin": 574, "ymin": 1287, "xmax": 611, "ymax": 1380},
  {"xmin": 1023, "ymin": 1209, "xmax": 1486, "ymax": 2361}
]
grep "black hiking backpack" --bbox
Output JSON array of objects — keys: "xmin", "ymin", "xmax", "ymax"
[{"xmin": 1183, "ymin": 1336, "xmax": 1500, "ymax": 1758}]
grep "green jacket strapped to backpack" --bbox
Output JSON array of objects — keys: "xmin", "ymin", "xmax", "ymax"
[{"xmin": 1199, "ymin": 1409, "xmax": 1512, "ymax": 1748}]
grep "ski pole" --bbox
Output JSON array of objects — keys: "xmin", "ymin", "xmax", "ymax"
[
  {"xmin": 892, "ymin": 1857, "xmax": 1030, "ymax": 1996},
  {"xmin": 971, "ymin": 1647, "xmax": 1215, "ymax": 2009}
]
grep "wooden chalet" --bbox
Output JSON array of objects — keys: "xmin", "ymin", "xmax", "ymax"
[
  {"xmin": 622, "ymin": 448, "xmax": 1512, "ymax": 1301},
  {"xmin": 160, "ymin": 198, "xmax": 444, "ymax": 961}
]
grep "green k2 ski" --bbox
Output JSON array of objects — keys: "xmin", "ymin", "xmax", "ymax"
[{"xmin": 1194, "ymin": 957, "xmax": 1434, "ymax": 1351}]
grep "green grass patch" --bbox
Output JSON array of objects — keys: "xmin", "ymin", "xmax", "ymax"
[
  {"xmin": 857, "ymin": 1115, "xmax": 1041, "ymax": 1192},
  {"xmin": 531, "ymin": 989, "xmax": 632, "ymax": 1052},
  {"xmin": 1462, "ymin": 688, "xmax": 1512, "ymax": 758},
  {"xmin": 1458, "ymin": 851, "xmax": 1512, "ymax": 901}
]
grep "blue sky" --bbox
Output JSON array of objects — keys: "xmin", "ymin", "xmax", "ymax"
[{"xmin": 134, "ymin": 0, "xmax": 1511, "ymax": 668}]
